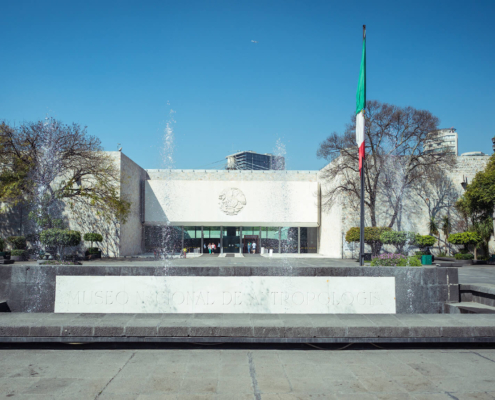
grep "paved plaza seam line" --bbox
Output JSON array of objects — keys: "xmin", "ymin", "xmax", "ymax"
[
  {"xmin": 446, "ymin": 392, "xmax": 460, "ymax": 400},
  {"xmin": 469, "ymin": 351, "xmax": 495, "ymax": 364},
  {"xmin": 247, "ymin": 352, "xmax": 261, "ymax": 400},
  {"xmin": 94, "ymin": 351, "xmax": 135, "ymax": 399}
]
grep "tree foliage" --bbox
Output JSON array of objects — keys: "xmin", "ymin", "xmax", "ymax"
[
  {"xmin": 448, "ymin": 232, "xmax": 481, "ymax": 245},
  {"xmin": 7, "ymin": 236, "xmax": 26, "ymax": 250},
  {"xmin": 317, "ymin": 101, "xmax": 456, "ymax": 227},
  {"xmin": 40, "ymin": 229, "xmax": 82, "ymax": 247},
  {"xmin": 415, "ymin": 234, "xmax": 436, "ymax": 249},
  {"xmin": 83, "ymin": 233, "xmax": 103, "ymax": 243},
  {"xmin": 0, "ymin": 119, "xmax": 130, "ymax": 227},
  {"xmin": 456, "ymin": 154, "xmax": 495, "ymax": 222},
  {"xmin": 345, "ymin": 226, "xmax": 391, "ymax": 255},
  {"xmin": 379, "ymin": 230, "xmax": 415, "ymax": 254}
]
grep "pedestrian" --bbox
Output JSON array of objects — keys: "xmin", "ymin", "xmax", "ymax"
[
  {"xmin": 208, "ymin": 243, "xmax": 211, "ymax": 254},
  {"xmin": 203, "ymin": 243, "xmax": 206, "ymax": 253},
  {"xmin": 252, "ymin": 241, "xmax": 257, "ymax": 254},
  {"xmin": 212, "ymin": 243, "xmax": 216, "ymax": 253},
  {"xmin": 247, "ymin": 242, "xmax": 251, "ymax": 254},
  {"xmin": 218, "ymin": 241, "xmax": 221, "ymax": 253}
]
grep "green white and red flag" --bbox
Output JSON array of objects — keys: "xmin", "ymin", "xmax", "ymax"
[{"xmin": 356, "ymin": 27, "xmax": 366, "ymax": 174}]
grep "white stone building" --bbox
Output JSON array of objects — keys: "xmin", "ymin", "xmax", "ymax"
[{"xmin": 0, "ymin": 152, "xmax": 491, "ymax": 258}]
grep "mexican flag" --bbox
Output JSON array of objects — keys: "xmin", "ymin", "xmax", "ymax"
[{"xmin": 356, "ymin": 26, "xmax": 366, "ymax": 175}]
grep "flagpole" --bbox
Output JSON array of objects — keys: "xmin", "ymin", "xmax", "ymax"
[{"xmin": 359, "ymin": 25, "xmax": 366, "ymax": 266}]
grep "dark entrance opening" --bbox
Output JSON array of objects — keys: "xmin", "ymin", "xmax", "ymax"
[{"xmin": 243, "ymin": 235, "xmax": 260, "ymax": 254}]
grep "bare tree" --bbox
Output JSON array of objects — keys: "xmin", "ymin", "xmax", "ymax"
[{"xmin": 317, "ymin": 100, "xmax": 456, "ymax": 228}]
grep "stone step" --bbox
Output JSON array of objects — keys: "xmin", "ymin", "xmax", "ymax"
[
  {"xmin": 0, "ymin": 313, "xmax": 495, "ymax": 343},
  {"xmin": 445, "ymin": 302, "xmax": 495, "ymax": 314},
  {"xmin": 460, "ymin": 284, "xmax": 495, "ymax": 307}
]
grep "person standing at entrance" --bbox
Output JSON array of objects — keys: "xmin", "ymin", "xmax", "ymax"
[
  {"xmin": 218, "ymin": 241, "xmax": 221, "ymax": 253},
  {"xmin": 208, "ymin": 243, "xmax": 211, "ymax": 254},
  {"xmin": 252, "ymin": 241, "xmax": 257, "ymax": 254},
  {"xmin": 212, "ymin": 243, "xmax": 216, "ymax": 253},
  {"xmin": 203, "ymin": 243, "xmax": 206, "ymax": 253},
  {"xmin": 247, "ymin": 242, "xmax": 251, "ymax": 254}
]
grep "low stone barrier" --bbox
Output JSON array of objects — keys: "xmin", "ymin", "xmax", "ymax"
[{"xmin": 0, "ymin": 265, "xmax": 459, "ymax": 313}]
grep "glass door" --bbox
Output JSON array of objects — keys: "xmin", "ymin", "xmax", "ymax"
[{"xmin": 223, "ymin": 227, "xmax": 240, "ymax": 253}]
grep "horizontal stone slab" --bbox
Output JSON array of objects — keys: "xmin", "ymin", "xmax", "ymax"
[
  {"xmin": 0, "ymin": 313, "xmax": 494, "ymax": 343},
  {"xmin": 54, "ymin": 276, "xmax": 397, "ymax": 314}
]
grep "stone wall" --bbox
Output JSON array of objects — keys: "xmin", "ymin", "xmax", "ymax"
[
  {"xmin": 119, "ymin": 153, "xmax": 147, "ymax": 256},
  {"xmin": 146, "ymin": 169, "xmax": 317, "ymax": 182},
  {"xmin": 325, "ymin": 155, "xmax": 494, "ymax": 258}
]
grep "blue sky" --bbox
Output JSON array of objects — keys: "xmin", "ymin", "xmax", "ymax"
[{"xmin": 1, "ymin": 0, "xmax": 494, "ymax": 170}]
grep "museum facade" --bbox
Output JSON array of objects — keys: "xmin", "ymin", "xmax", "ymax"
[{"xmin": 0, "ymin": 151, "xmax": 490, "ymax": 258}]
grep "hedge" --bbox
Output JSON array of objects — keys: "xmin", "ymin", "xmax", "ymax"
[
  {"xmin": 346, "ymin": 227, "xmax": 392, "ymax": 243},
  {"xmin": 40, "ymin": 229, "xmax": 81, "ymax": 247},
  {"xmin": 0, "ymin": 238, "xmax": 3, "ymax": 252},
  {"xmin": 370, "ymin": 253, "xmax": 422, "ymax": 267},
  {"xmin": 83, "ymin": 233, "xmax": 103, "ymax": 243},
  {"xmin": 7, "ymin": 236, "xmax": 27, "ymax": 250},
  {"xmin": 454, "ymin": 253, "xmax": 474, "ymax": 260},
  {"xmin": 11, "ymin": 249, "xmax": 27, "ymax": 257},
  {"xmin": 415, "ymin": 234, "xmax": 436, "ymax": 248},
  {"xmin": 448, "ymin": 232, "xmax": 481, "ymax": 246}
]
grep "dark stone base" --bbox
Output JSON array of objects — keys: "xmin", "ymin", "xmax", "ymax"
[{"xmin": 0, "ymin": 265, "xmax": 459, "ymax": 313}]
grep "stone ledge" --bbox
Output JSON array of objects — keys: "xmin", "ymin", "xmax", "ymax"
[{"xmin": 0, "ymin": 313, "xmax": 494, "ymax": 343}]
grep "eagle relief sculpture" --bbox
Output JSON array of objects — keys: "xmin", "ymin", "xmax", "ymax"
[{"xmin": 218, "ymin": 188, "xmax": 246, "ymax": 216}]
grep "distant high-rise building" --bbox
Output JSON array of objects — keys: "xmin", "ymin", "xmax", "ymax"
[
  {"xmin": 424, "ymin": 128, "xmax": 458, "ymax": 156},
  {"xmin": 226, "ymin": 151, "xmax": 285, "ymax": 170}
]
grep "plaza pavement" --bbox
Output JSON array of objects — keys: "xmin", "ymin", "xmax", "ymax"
[{"xmin": 1, "ymin": 347, "xmax": 495, "ymax": 399}]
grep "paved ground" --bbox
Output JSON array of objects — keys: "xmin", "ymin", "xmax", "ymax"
[
  {"xmin": 459, "ymin": 267, "xmax": 495, "ymax": 285},
  {"xmin": 1, "ymin": 347, "xmax": 495, "ymax": 399}
]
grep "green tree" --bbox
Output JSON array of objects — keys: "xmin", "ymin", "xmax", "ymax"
[
  {"xmin": 83, "ymin": 232, "xmax": 103, "ymax": 249},
  {"xmin": 0, "ymin": 120, "xmax": 131, "ymax": 228},
  {"xmin": 456, "ymin": 153, "xmax": 495, "ymax": 240},
  {"xmin": 448, "ymin": 232, "xmax": 482, "ymax": 259},
  {"xmin": 345, "ymin": 226, "xmax": 391, "ymax": 256},
  {"xmin": 40, "ymin": 229, "xmax": 81, "ymax": 260},
  {"xmin": 441, "ymin": 215, "xmax": 452, "ymax": 255},
  {"xmin": 472, "ymin": 217, "xmax": 493, "ymax": 259},
  {"xmin": 415, "ymin": 234, "xmax": 436, "ymax": 250},
  {"xmin": 379, "ymin": 230, "xmax": 415, "ymax": 254}
]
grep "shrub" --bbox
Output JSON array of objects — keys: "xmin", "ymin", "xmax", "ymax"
[
  {"xmin": 370, "ymin": 253, "xmax": 422, "ymax": 267},
  {"xmin": 448, "ymin": 232, "xmax": 481, "ymax": 246},
  {"xmin": 345, "ymin": 227, "xmax": 392, "ymax": 256},
  {"xmin": 0, "ymin": 238, "xmax": 4, "ymax": 252},
  {"xmin": 380, "ymin": 231, "xmax": 415, "ymax": 254},
  {"xmin": 40, "ymin": 229, "xmax": 81, "ymax": 260},
  {"xmin": 7, "ymin": 236, "xmax": 27, "ymax": 250},
  {"xmin": 88, "ymin": 247, "xmax": 100, "ymax": 254},
  {"xmin": 415, "ymin": 234, "xmax": 436, "ymax": 249},
  {"xmin": 83, "ymin": 233, "xmax": 103, "ymax": 243},
  {"xmin": 11, "ymin": 249, "xmax": 27, "ymax": 257},
  {"xmin": 454, "ymin": 253, "xmax": 474, "ymax": 260}
]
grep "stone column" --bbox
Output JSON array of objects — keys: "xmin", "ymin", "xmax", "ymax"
[
  {"xmin": 239, "ymin": 227, "xmax": 242, "ymax": 254},
  {"xmin": 298, "ymin": 227, "xmax": 301, "ymax": 254}
]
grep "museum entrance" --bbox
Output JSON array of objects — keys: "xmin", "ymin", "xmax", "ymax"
[{"xmin": 222, "ymin": 227, "xmax": 240, "ymax": 253}]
